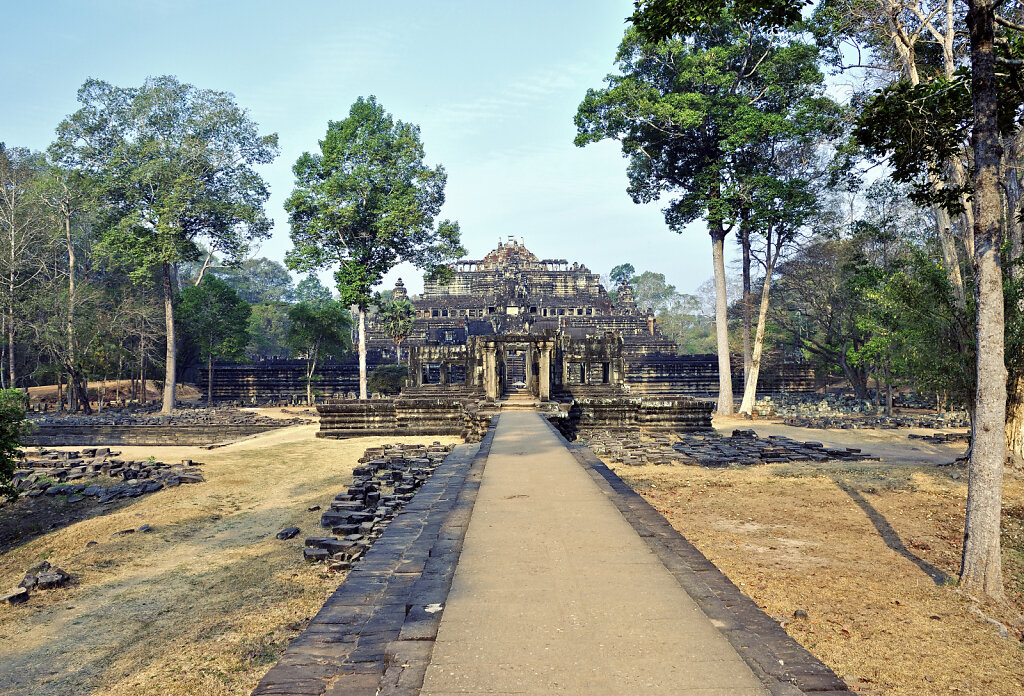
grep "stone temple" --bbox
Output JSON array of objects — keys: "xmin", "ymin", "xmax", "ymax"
[
  {"xmin": 366, "ymin": 236, "xmax": 723, "ymax": 401},
  {"xmin": 208, "ymin": 237, "xmax": 813, "ymax": 437}
]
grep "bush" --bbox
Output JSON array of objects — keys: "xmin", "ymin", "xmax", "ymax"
[
  {"xmin": 0, "ymin": 389, "xmax": 29, "ymax": 501},
  {"xmin": 368, "ymin": 365, "xmax": 408, "ymax": 395}
]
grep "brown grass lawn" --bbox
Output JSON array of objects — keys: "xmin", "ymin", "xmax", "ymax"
[
  {"xmin": 0, "ymin": 425, "xmax": 460, "ymax": 696},
  {"xmin": 611, "ymin": 416, "xmax": 1024, "ymax": 696}
]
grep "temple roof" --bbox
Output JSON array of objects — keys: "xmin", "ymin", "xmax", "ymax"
[{"xmin": 480, "ymin": 237, "xmax": 540, "ymax": 268}]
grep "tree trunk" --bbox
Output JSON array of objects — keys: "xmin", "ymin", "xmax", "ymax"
[
  {"xmin": 711, "ymin": 226, "xmax": 733, "ymax": 415},
  {"xmin": 839, "ymin": 347, "xmax": 870, "ymax": 400},
  {"xmin": 57, "ymin": 372, "xmax": 64, "ymax": 412},
  {"xmin": 208, "ymin": 353, "xmax": 213, "ymax": 405},
  {"xmin": 960, "ymin": 0, "xmax": 1005, "ymax": 601},
  {"xmin": 161, "ymin": 262, "xmax": 176, "ymax": 413},
  {"xmin": 1006, "ymin": 372, "xmax": 1024, "ymax": 471},
  {"xmin": 741, "ymin": 225, "xmax": 752, "ymax": 383},
  {"xmin": 66, "ymin": 212, "xmax": 76, "ymax": 403},
  {"xmin": 885, "ymin": 377, "xmax": 893, "ymax": 417},
  {"xmin": 739, "ymin": 264, "xmax": 775, "ymax": 414},
  {"xmin": 358, "ymin": 308, "xmax": 368, "ymax": 400},
  {"xmin": 139, "ymin": 337, "xmax": 146, "ymax": 405}
]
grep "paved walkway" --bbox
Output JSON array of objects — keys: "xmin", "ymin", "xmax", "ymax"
[{"xmin": 420, "ymin": 412, "xmax": 768, "ymax": 696}]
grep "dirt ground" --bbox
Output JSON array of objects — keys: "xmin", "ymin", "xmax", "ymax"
[
  {"xmin": 611, "ymin": 415, "xmax": 1024, "ymax": 696},
  {"xmin": 0, "ymin": 425, "xmax": 461, "ymax": 696}
]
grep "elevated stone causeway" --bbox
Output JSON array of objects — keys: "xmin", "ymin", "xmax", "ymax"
[{"xmin": 255, "ymin": 413, "xmax": 848, "ymax": 695}]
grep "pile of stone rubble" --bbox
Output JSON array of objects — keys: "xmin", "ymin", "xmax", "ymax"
[
  {"xmin": 11, "ymin": 447, "xmax": 205, "ymax": 502},
  {"xmin": 2, "ymin": 560, "xmax": 71, "ymax": 606},
  {"xmin": 752, "ymin": 393, "xmax": 970, "ymax": 429},
  {"xmin": 280, "ymin": 442, "xmax": 454, "ymax": 572},
  {"xmin": 28, "ymin": 404, "xmax": 308, "ymax": 427},
  {"xmin": 579, "ymin": 428, "xmax": 875, "ymax": 468}
]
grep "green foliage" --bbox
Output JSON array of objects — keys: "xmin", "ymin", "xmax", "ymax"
[
  {"xmin": 52, "ymin": 76, "xmax": 279, "ymax": 282},
  {"xmin": 575, "ymin": 25, "xmax": 839, "ymax": 237},
  {"xmin": 285, "ymin": 301, "xmax": 351, "ymax": 362},
  {"xmin": 246, "ymin": 302, "xmax": 292, "ymax": 359},
  {"xmin": 367, "ymin": 364, "xmax": 408, "ymax": 395},
  {"xmin": 214, "ymin": 257, "xmax": 295, "ymax": 304},
  {"xmin": 379, "ymin": 299, "xmax": 415, "ymax": 347},
  {"xmin": 284, "ymin": 96, "xmax": 464, "ymax": 310},
  {"xmin": 177, "ymin": 276, "xmax": 251, "ymax": 363},
  {"xmin": 610, "ymin": 263, "xmax": 636, "ymax": 286},
  {"xmin": 630, "ymin": 0, "xmax": 809, "ymax": 41},
  {"xmin": 294, "ymin": 275, "xmax": 332, "ymax": 308},
  {"xmin": 0, "ymin": 389, "xmax": 28, "ymax": 501}
]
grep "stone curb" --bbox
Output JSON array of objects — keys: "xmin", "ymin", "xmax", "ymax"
[
  {"xmin": 251, "ymin": 421, "xmax": 497, "ymax": 696},
  {"xmin": 541, "ymin": 417, "xmax": 851, "ymax": 695}
]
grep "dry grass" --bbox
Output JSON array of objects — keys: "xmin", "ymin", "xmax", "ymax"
[
  {"xmin": 0, "ymin": 425, "xmax": 460, "ymax": 696},
  {"xmin": 611, "ymin": 417, "xmax": 1024, "ymax": 696}
]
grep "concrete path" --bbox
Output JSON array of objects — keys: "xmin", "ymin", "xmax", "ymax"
[{"xmin": 420, "ymin": 412, "xmax": 768, "ymax": 696}]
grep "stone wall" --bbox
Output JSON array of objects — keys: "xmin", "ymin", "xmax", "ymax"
[
  {"xmin": 317, "ymin": 398, "xmax": 491, "ymax": 442},
  {"xmin": 24, "ymin": 424, "xmax": 283, "ymax": 446},
  {"xmin": 554, "ymin": 396, "xmax": 714, "ymax": 439},
  {"xmin": 199, "ymin": 356, "xmax": 387, "ymax": 401}
]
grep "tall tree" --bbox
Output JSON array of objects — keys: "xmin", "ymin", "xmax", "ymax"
[
  {"xmin": 576, "ymin": 23, "xmax": 836, "ymax": 415},
  {"xmin": 52, "ymin": 76, "xmax": 279, "ymax": 413},
  {"xmin": 379, "ymin": 298, "xmax": 415, "ymax": 364},
  {"xmin": 177, "ymin": 276, "xmax": 251, "ymax": 403},
  {"xmin": 285, "ymin": 300, "xmax": 351, "ymax": 405},
  {"xmin": 0, "ymin": 145, "xmax": 48, "ymax": 388},
  {"xmin": 628, "ymin": 0, "xmax": 1023, "ymax": 602},
  {"xmin": 285, "ymin": 96, "xmax": 463, "ymax": 399},
  {"xmin": 0, "ymin": 388, "xmax": 28, "ymax": 501}
]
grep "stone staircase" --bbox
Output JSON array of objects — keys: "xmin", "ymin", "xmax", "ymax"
[{"xmin": 499, "ymin": 389, "xmax": 541, "ymax": 411}]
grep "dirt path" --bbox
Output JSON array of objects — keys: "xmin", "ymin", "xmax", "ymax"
[{"xmin": 0, "ymin": 425, "xmax": 460, "ymax": 696}]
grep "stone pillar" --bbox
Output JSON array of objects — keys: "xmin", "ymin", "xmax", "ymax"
[
  {"xmin": 483, "ymin": 343, "xmax": 497, "ymax": 400},
  {"xmin": 539, "ymin": 343, "xmax": 551, "ymax": 402}
]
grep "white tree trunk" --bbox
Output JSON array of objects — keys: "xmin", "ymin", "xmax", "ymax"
[
  {"xmin": 739, "ymin": 269, "xmax": 774, "ymax": 414},
  {"xmin": 960, "ymin": 0, "xmax": 1005, "ymax": 600},
  {"xmin": 161, "ymin": 262, "xmax": 177, "ymax": 413},
  {"xmin": 711, "ymin": 230, "xmax": 733, "ymax": 415},
  {"xmin": 358, "ymin": 309, "xmax": 367, "ymax": 400}
]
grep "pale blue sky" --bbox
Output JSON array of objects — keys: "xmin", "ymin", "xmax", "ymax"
[{"xmin": 2, "ymin": 0, "xmax": 721, "ymax": 296}]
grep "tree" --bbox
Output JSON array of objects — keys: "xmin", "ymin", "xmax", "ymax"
[
  {"xmin": 214, "ymin": 257, "xmax": 294, "ymax": 304},
  {"xmin": 294, "ymin": 275, "xmax": 333, "ymax": 308},
  {"xmin": 35, "ymin": 162, "xmax": 96, "ymax": 411},
  {"xmin": 576, "ymin": 23, "xmax": 837, "ymax": 415},
  {"xmin": 0, "ymin": 388, "xmax": 28, "ymax": 501},
  {"xmin": 368, "ymin": 364, "xmax": 408, "ymax": 395},
  {"xmin": 52, "ymin": 76, "xmax": 279, "ymax": 413},
  {"xmin": 631, "ymin": 0, "xmax": 1024, "ymax": 599},
  {"xmin": 285, "ymin": 301, "xmax": 351, "ymax": 405},
  {"xmin": 177, "ymin": 276, "xmax": 251, "ymax": 403},
  {"xmin": 247, "ymin": 302, "xmax": 292, "ymax": 359},
  {"xmin": 738, "ymin": 148, "xmax": 825, "ymax": 414},
  {"xmin": 610, "ymin": 263, "xmax": 636, "ymax": 287},
  {"xmin": 285, "ymin": 96, "xmax": 464, "ymax": 400},
  {"xmin": 380, "ymin": 298, "xmax": 415, "ymax": 364},
  {"xmin": 0, "ymin": 144, "xmax": 48, "ymax": 389}
]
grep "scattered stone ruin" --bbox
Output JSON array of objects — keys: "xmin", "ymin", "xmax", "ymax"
[
  {"xmin": 578, "ymin": 428, "xmax": 877, "ymax": 468},
  {"xmin": 12, "ymin": 448, "xmax": 206, "ymax": 501},
  {"xmin": 295, "ymin": 442, "xmax": 454, "ymax": 571},
  {"xmin": 25, "ymin": 405, "xmax": 309, "ymax": 447}
]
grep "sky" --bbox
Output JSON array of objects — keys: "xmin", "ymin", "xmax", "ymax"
[{"xmin": 1, "ymin": 0, "xmax": 723, "ymax": 297}]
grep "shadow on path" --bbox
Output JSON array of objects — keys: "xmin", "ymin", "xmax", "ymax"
[{"xmin": 832, "ymin": 478, "xmax": 950, "ymax": 586}]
